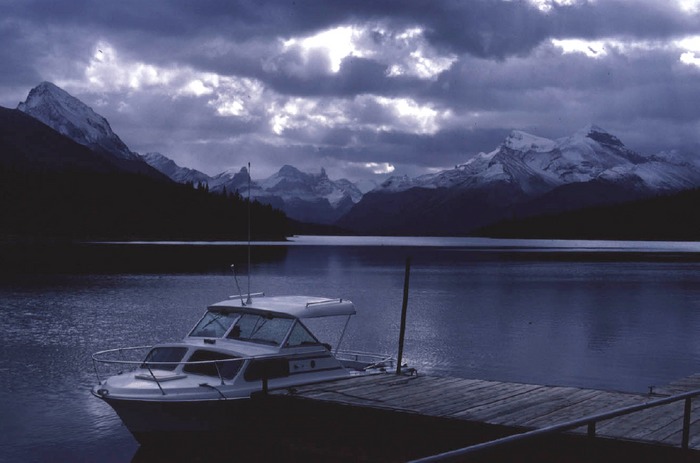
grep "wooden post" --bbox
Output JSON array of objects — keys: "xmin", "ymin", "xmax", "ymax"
[
  {"xmin": 682, "ymin": 397, "xmax": 692, "ymax": 449},
  {"xmin": 587, "ymin": 422, "xmax": 596, "ymax": 438},
  {"xmin": 396, "ymin": 257, "xmax": 411, "ymax": 375}
]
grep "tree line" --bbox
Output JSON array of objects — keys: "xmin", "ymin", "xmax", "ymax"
[{"xmin": 0, "ymin": 166, "xmax": 289, "ymax": 241}]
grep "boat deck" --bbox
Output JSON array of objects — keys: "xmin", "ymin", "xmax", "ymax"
[{"xmin": 271, "ymin": 373, "xmax": 700, "ymax": 454}]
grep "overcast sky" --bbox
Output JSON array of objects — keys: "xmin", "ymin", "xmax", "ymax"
[{"xmin": 2, "ymin": 0, "xmax": 700, "ymax": 181}]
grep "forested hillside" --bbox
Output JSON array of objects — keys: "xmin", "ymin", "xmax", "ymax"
[
  {"xmin": 0, "ymin": 107, "xmax": 287, "ymax": 241},
  {"xmin": 476, "ymin": 188, "xmax": 700, "ymax": 242}
]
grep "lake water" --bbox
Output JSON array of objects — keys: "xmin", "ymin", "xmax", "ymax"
[{"xmin": 3, "ymin": 236, "xmax": 700, "ymax": 461}]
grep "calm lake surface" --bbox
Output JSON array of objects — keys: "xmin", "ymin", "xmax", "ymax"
[{"xmin": 3, "ymin": 236, "xmax": 700, "ymax": 462}]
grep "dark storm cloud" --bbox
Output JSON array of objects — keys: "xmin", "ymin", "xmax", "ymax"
[
  {"xmin": 262, "ymin": 55, "xmax": 425, "ymax": 97},
  {"xmin": 374, "ymin": 127, "xmax": 510, "ymax": 165},
  {"xmin": 418, "ymin": 39, "xmax": 700, "ymax": 134},
  {"xmin": 10, "ymin": 0, "xmax": 696, "ymax": 68},
  {"xmin": 0, "ymin": 21, "xmax": 41, "ymax": 86},
  {"xmin": 280, "ymin": 123, "xmax": 507, "ymax": 168},
  {"xmin": 6, "ymin": 1, "xmax": 699, "ymax": 85},
  {"xmin": 2, "ymin": 0, "xmax": 700, "ymax": 180},
  {"xmin": 549, "ymin": 1, "xmax": 700, "ymax": 40},
  {"xmin": 95, "ymin": 91, "xmax": 264, "ymax": 149}
]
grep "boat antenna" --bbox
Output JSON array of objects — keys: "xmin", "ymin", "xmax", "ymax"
[
  {"xmin": 246, "ymin": 162, "xmax": 252, "ymax": 305},
  {"xmin": 230, "ymin": 264, "xmax": 246, "ymax": 306}
]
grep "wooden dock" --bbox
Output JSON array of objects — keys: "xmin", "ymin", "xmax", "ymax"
[
  {"xmin": 657, "ymin": 373, "xmax": 700, "ymax": 396},
  {"xmin": 266, "ymin": 372, "xmax": 700, "ymax": 461}
]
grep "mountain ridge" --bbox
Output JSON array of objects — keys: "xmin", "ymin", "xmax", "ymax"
[
  {"xmin": 18, "ymin": 82, "xmax": 137, "ymax": 160},
  {"xmin": 17, "ymin": 82, "xmax": 167, "ymax": 179},
  {"xmin": 13, "ymin": 81, "xmax": 363, "ymax": 225},
  {"xmin": 145, "ymin": 156, "xmax": 364, "ymax": 225},
  {"xmin": 0, "ymin": 91, "xmax": 288, "ymax": 241},
  {"xmin": 12, "ymin": 81, "xmax": 700, "ymax": 238},
  {"xmin": 339, "ymin": 125, "xmax": 700, "ymax": 235}
]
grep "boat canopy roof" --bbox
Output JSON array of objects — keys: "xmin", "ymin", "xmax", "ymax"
[{"xmin": 208, "ymin": 295, "xmax": 356, "ymax": 319}]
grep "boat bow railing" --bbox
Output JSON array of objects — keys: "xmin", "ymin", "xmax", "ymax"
[
  {"xmin": 92, "ymin": 346, "xmax": 396, "ymax": 396},
  {"xmin": 92, "ymin": 346, "xmax": 247, "ymax": 394},
  {"xmin": 92, "ymin": 346, "xmax": 153, "ymax": 383}
]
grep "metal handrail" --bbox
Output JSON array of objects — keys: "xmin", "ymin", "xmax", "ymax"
[
  {"xmin": 306, "ymin": 298, "xmax": 343, "ymax": 307},
  {"xmin": 92, "ymin": 346, "xmax": 248, "ymax": 393},
  {"xmin": 410, "ymin": 387, "xmax": 700, "ymax": 462},
  {"xmin": 335, "ymin": 350, "xmax": 395, "ymax": 369},
  {"xmin": 92, "ymin": 345, "xmax": 393, "ymax": 395},
  {"xmin": 335, "ymin": 349, "xmax": 394, "ymax": 360},
  {"xmin": 91, "ymin": 346, "xmax": 390, "ymax": 369}
]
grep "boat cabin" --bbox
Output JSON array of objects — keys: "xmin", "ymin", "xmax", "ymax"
[
  {"xmin": 190, "ymin": 295, "xmax": 355, "ymax": 347},
  {"xmin": 133, "ymin": 296, "xmax": 357, "ymax": 386}
]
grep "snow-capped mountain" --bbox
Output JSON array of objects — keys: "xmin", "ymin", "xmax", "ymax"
[
  {"xmin": 210, "ymin": 165, "xmax": 363, "ymax": 224},
  {"xmin": 141, "ymin": 152, "xmax": 211, "ymax": 185},
  {"xmin": 377, "ymin": 125, "xmax": 700, "ymax": 196},
  {"xmin": 258, "ymin": 165, "xmax": 362, "ymax": 207},
  {"xmin": 18, "ymin": 82, "xmax": 138, "ymax": 161},
  {"xmin": 141, "ymin": 152, "xmax": 365, "ymax": 224},
  {"xmin": 0, "ymin": 105, "xmax": 122, "ymax": 174},
  {"xmin": 207, "ymin": 166, "xmax": 258, "ymax": 195},
  {"xmin": 17, "ymin": 82, "xmax": 167, "ymax": 180},
  {"xmin": 19, "ymin": 80, "xmax": 698, "ymax": 235},
  {"xmin": 340, "ymin": 125, "xmax": 700, "ymax": 235},
  {"xmin": 16, "ymin": 82, "xmax": 362, "ymax": 224}
]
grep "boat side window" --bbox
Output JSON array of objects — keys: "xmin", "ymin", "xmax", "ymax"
[
  {"xmin": 226, "ymin": 314, "xmax": 293, "ymax": 346},
  {"xmin": 141, "ymin": 347, "xmax": 188, "ymax": 371},
  {"xmin": 183, "ymin": 350, "xmax": 242, "ymax": 380},
  {"xmin": 284, "ymin": 320, "xmax": 321, "ymax": 348},
  {"xmin": 189, "ymin": 311, "xmax": 240, "ymax": 338}
]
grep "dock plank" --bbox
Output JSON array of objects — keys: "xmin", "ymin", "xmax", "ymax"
[
  {"xmin": 413, "ymin": 382, "xmax": 541, "ymax": 417},
  {"xmin": 451, "ymin": 385, "xmax": 564, "ymax": 422},
  {"xmin": 343, "ymin": 376, "xmax": 466, "ymax": 405},
  {"xmin": 523, "ymin": 391, "xmax": 643, "ymax": 437},
  {"xmin": 633, "ymin": 402, "xmax": 700, "ymax": 444},
  {"xmin": 486, "ymin": 388, "xmax": 614, "ymax": 427},
  {"xmin": 656, "ymin": 373, "xmax": 700, "ymax": 396},
  {"xmin": 387, "ymin": 378, "xmax": 493, "ymax": 410},
  {"xmin": 363, "ymin": 375, "xmax": 467, "ymax": 403},
  {"xmin": 294, "ymin": 374, "xmax": 416, "ymax": 398},
  {"xmin": 432, "ymin": 383, "xmax": 546, "ymax": 418},
  {"xmin": 271, "ymin": 372, "xmax": 700, "ymax": 453},
  {"xmin": 597, "ymin": 402, "xmax": 683, "ymax": 440}
]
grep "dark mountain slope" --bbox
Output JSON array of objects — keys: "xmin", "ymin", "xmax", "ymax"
[
  {"xmin": 0, "ymin": 106, "xmax": 121, "ymax": 173},
  {"xmin": 510, "ymin": 178, "xmax": 652, "ymax": 220},
  {"xmin": 476, "ymin": 188, "xmax": 700, "ymax": 241},
  {"xmin": 338, "ymin": 181, "xmax": 530, "ymax": 236},
  {"xmin": 0, "ymin": 106, "xmax": 287, "ymax": 240}
]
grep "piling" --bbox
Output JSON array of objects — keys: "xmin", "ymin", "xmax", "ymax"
[{"xmin": 396, "ymin": 256, "xmax": 411, "ymax": 375}]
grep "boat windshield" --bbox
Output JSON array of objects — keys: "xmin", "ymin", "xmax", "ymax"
[
  {"xmin": 226, "ymin": 313, "xmax": 293, "ymax": 346},
  {"xmin": 183, "ymin": 350, "xmax": 243, "ymax": 380},
  {"xmin": 189, "ymin": 311, "xmax": 240, "ymax": 338},
  {"xmin": 285, "ymin": 320, "xmax": 321, "ymax": 347},
  {"xmin": 141, "ymin": 347, "xmax": 188, "ymax": 371}
]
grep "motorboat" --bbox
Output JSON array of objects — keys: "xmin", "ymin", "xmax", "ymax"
[{"xmin": 91, "ymin": 293, "xmax": 394, "ymax": 443}]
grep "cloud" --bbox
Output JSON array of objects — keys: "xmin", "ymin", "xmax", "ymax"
[{"xmin": 3, "ymin": 0, "xmax": 700, "ymax": 181}]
